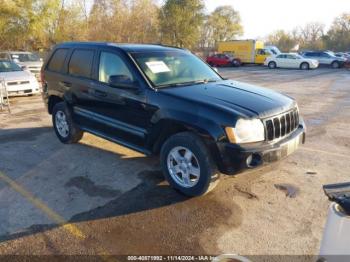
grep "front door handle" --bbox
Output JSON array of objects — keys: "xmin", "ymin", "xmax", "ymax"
[{"xmin": 94, "ymin": 89, "xmax": 107, "ymax": 97}]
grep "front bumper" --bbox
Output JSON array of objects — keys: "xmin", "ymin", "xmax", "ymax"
[
  {"xmin": 217, "ymin": 121, "xmax": 306, "ymax": 175},
  {"xmin": 6, "ymin": 83, "xmax": 40, "ymax": 96}
]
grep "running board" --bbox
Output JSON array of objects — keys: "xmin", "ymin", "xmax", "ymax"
[{"xmin": 80, "ymin": 126, "xmax": 152, "ymax": 156}]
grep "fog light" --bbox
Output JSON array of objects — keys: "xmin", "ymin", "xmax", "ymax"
[
  {"xmin": 246, "ymin": 153, "xmax": 262, "ymax": 168},
  {"xmin": 246, "ymin": 155, "xmax": 253, "ymax": 166}
]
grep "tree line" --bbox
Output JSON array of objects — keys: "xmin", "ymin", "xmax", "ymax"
[
  {"xmin": 266, "ymin": 14, "xmax": 350, "ymax": 52},
  {"xmin": 0, "ymin": 0, "xmax": 243, "ymax": 51},
  {"xmin": 0, "ymin": 0, "xmax": 348, "ymax": 52}
]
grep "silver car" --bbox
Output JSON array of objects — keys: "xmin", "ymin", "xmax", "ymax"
[
  {"xmin": 0, "ymin": 60, "xmax": 40, "ymax": 96},
  {"xmin": 0, "ymin": 51, "xmax": 43, "ymax": 80},
  {"xmin": 302, "ymin": 51, "xmax": 346, "ymax": 68}
]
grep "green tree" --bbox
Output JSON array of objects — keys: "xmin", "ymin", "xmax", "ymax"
[
  {"xmin": 127, "ymin": 0, "xmax": 160, "ymax": 43},
  {"xmin": 324, "ymin": 13, "xmax": 350, "ymax": 51},
  {"xmin": 0, "ymin": 0, "xmax": 61, "ymax": 50},
  {"xmin": 207, "ymin": 6, "xmax": 243, "ymax": 47},
  {"xmin": 266, "ymin": 30, "xmax": 297, "ymax": 52},
  {"xmin": 160, "ymin": 0, "xmax": 205, "ymax": 48}
]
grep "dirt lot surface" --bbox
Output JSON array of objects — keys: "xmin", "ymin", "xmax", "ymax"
[{"xmin": 0, "ymin": 66, "xmax": 349, "ymax": 257}]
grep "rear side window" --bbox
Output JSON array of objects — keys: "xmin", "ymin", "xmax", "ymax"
[
  {"xmin": 68, "ymin": 49, "xmax": 94, "ymax": 78},
  {"xmin": 47, "ymin": 49, "xmax": 68, "ymax": 72}
]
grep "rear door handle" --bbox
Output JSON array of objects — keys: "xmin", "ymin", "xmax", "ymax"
[
  {"xmin": 59, "ymin": 81, "xmax": 72, "ymax": 88},
  {"xmin": 94, "ymin": 89, "xmax": 107, "ymax": 97}
]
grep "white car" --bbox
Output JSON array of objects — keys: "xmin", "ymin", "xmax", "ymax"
[
  {"xmin": 0, "ymin": 51, "xmax": 43, "ymax": 81},
  {"xmin": 265, "ymin": 53, "xmax": 319, "ymax": 70},
  {"xmin": 0, "ymin": 60, "xmax": 40, "ymax": 96}
]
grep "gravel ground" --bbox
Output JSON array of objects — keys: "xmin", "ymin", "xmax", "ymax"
[{"xmin": 0, "ymin": 66, "xmax": 349, "ymax": 257}]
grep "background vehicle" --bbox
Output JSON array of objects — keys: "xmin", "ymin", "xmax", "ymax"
[
  {"xmin": 0, "ymin": 51, "xmax": 43, "ymax": 81},
  {"xmin": 319, "ymin": 182, "xmax": 350, "ymax": 262},
  {"xmin": 265, "ymin": 53, "xmax": 319, "ymax": 70},
  {"xmin": 302, "ymin": 51, "xmax": 346, "ymax": 68},
  {"xmin": 42, "ymin": 42, "xmax": 305, "ymax": 197},
  {"xmin": 0, "ymin": 60, "xmax": 40, "ymax": 96},
  {"xmin": 217, "ymin": 40, "xmax": 278, "ymax": 64},
  {"xmin": 264, "ymin": 45, "xmax": 281, "ymax": 55},
  {"xmin": 206, "ymin": 53, "xmax": 241, "ymax": 67}
]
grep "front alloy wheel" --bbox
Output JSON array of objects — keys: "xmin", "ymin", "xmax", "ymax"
[
  {"xmin": 167, "ymin": 146, "xmax": 201, "ymax": 188},
  {"xmin": 160, "ymin": 132, "xmax": 220, "ymax": 196}
]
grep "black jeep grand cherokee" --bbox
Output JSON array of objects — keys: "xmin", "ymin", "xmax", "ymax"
[{"xmin": 42, "ymin": 42, "xmax": 306, "ymax": 196}]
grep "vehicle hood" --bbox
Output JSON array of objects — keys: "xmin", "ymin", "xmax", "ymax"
[
  {"xmin": 0, "ymin": 71, "xmax": 34, "ymax": 81},
  {"xmin": 159, "ymin": 80, "xmax": 296, "ymax": 118}
]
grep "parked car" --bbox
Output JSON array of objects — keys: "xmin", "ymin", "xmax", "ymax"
[
  {"xmin": 206, "ymin": 53, "xmax": 241, "ymax": 67},
  {"xmin": 0, "ymin": 60, "xmax": 40, "ymax": 96},
  {"xmin": 42, "ymin": 42, "xmax": 306, "ymax": 196},
  {"xmin": 302, "ymin": 51, "xmax": 346, "ymax": 68},
  {"xmin": 265, "ymin": 53, "xmax": 319, "ymax": 70},
  {"xmin": 0, "ymin": 51, "xmax": 43, "ymax": 81}
]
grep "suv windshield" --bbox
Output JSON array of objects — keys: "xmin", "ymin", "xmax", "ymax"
[
  {"xmin": 0, "ymin": 61, "xmax": 23, "ymax": 72},
  {"xmin": 131, "ymin": 51, "xmax": 222, "ymax": 88},
  {"xmin": 10, "ymin": 53, "xmax": 40, "ymax": 62}
]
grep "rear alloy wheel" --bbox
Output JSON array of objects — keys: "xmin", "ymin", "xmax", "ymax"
[
  {"xmin": 331, "ymin": 61, "xmax": 340, "ymax": 69},
  {"xmin": 268, "ymin": 61, "xmax": 277, "ymax": 69},
  {"xmin": 160, "ymin": 132, "xmax": 220, "ymax": 196},
  {"xmin": 52, "ymin": 102, "xmax": 83, "ymax": 144},
  {"xmin": 300, "ymin": 62, "xmax": 310, "ymax": 70},
  {"xmin": 167, "ymin": 146, "xmax": 201, "ymax": 188}
]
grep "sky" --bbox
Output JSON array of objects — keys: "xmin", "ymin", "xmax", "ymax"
[
  {"xmin": 85, "ymin": 0, "xmax": 350, "ymax": 39},
  {"xmin": 205, "ymin": 0, "xmax": 350, "ymax": 39}
]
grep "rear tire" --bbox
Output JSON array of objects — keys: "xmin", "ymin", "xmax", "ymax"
[
  {"xmin": 300, "ymin": 62, "xmax": 310, "ymax": 70},
  {"xmin": 268, "ymin": 61, "xmax": 277, "ymax": 69},
  {"xmin": 232, "ymin": 59, "xmax": 241, "ymax": 67},
  {"xmin": 160, "ymin": 132, "xmax": 220, "ymax": 197},
  {"xmin": 52, "ymin": 102, "xmax": 83, "ymax": 144}
]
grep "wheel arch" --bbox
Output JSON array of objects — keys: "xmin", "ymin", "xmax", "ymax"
[
  {"xmin": 151, "ymin": 117, "xmax": 224, "ymax": 169},
  {"xmin": 48, "ymin": 95, "xmax": 64, "ymax": 114}
]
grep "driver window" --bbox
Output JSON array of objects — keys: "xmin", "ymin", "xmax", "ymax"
[{"xmin": 99, "ymin": 52, "xmax": 134, "ymax": 84}]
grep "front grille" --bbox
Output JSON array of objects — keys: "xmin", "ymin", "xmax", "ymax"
[
  {"xmin": 264, "ymin": 108, "xmax": 299, "ymax": 141},
  {"xmin": 7, "ymin": 81, "xmax": 30, "ymax": 86}
]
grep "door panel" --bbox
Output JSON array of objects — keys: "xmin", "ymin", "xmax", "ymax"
[{"xmin": 77, "ymin": 50, "xmax": 152, "ymax": 147}]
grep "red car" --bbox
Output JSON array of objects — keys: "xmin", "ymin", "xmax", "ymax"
[{"xmin": 206, "ymin": 54, "xmax": 241, "ymax": 67}]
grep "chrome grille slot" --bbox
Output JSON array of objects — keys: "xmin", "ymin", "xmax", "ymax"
[{"xmin": 264, "ymin": 108, "xmax": 299, "ymax": 142}]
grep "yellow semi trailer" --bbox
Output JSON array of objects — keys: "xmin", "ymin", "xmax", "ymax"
[{"xmin": 218, "ymin": 40, "xmax": 279, "ymax": 64}]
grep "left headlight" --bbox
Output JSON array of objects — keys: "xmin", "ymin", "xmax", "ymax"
[{"xmin": 225, "ymin": 118, "xmax": 265, "ymax": 144}]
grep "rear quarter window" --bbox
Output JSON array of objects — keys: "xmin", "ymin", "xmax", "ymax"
[
  {"xmin": 68, "ymin": 49, "xmax": 94, "ymax": 78},
  {"xmin": 47, "ymin": 49, "xmax": 68, "ymax": 72}
]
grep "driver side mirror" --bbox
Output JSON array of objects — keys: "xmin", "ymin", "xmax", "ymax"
[{"xmin": 108, "ymin": 75, "xmax": 139, "ymax": 90}]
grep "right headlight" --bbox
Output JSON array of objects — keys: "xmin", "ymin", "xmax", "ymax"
[{"xmin": 225, "ymin": 118, "xmax": 265, "ymax": 144}]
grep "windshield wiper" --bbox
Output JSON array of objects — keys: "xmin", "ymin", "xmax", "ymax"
[{"xmin": 157, "ymin": 79, "xmax": 217, "ymax": 88}]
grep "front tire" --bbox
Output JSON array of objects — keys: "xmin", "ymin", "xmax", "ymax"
[
  {"xmin": 160, "ymin": 132, "xmax": 220, "ymax": 197},
  {"xmin": 268, "ymin": 61, "xmax": 277, "ymax": 69},
  {"xmin": 300, "ymin": 62, "xmax": 310, "ymax": 70},
  {"xmin": 52, "ymin": 102, "xmax": 83, "ymax": 144},
  {"xmin": 331, "ymin": 61, "xmax": 340, "ymax": 69}
]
